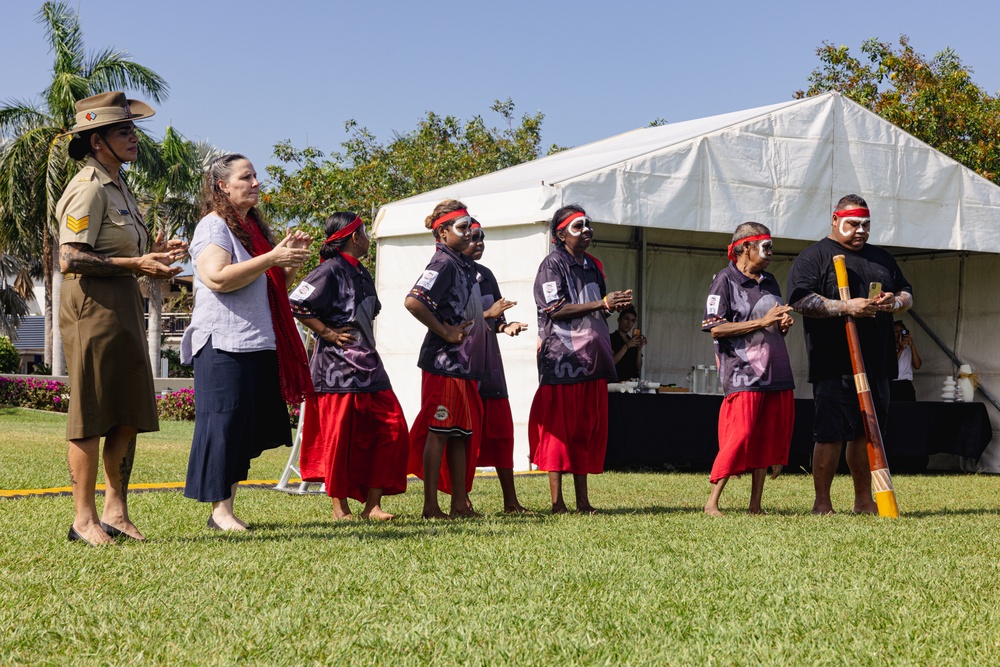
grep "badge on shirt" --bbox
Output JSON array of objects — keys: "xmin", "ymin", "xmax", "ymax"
[
  {"xmin": 542, "ymin": 281, "xmax": 559, "ymax": 303},
  {"xmin": 289, "ymin": 281, "xmax": 316, "ymax": 302},
  {"xmin": 416, "ymin": 270, "xmax": 439, "ymax": 290},
  {"xmin": 117, "ymin": 209, "xmax": 130, "ymax": 215},
  {"xmin": 706, "ymin": 294, "xmax": 721, "ymax": 316},
  {"xmin": 65, "ymin": 215, "xmax": 89, "ymax": 233}
]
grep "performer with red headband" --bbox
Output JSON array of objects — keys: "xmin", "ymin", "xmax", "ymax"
[
  {"xmin": 290, "ymin": 212, "xmax": 409, "ymax": 521},
  {"xmin": 787, "ymin": 194, "xmax": 913, "ymax": 514},
  {"xmin": 461, "ymin": 219, "xmax": 531, "ymax": 513},
  {"xmin": 702, "ymin": 222, "xmax": 795, "ymax": 516},
  {"xmin": 405, "ymin": 200, "xmax": 488, "ymax": 519},
  {"xmin": 528, "ymin": 205, "xmax": 632, "ymax": 514}
]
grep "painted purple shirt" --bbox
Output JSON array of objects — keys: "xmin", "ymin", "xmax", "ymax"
[
  {"xmin": 534, "ymin": 247, "xmax": 616, "ymax": 385},
  {"xmin": 409, "ymin": 243, "xmax": 488, "ymax": 380},
  {"xmin": 289, "ymin": 252, "xmax": 391, "ymax": 393},
  {"xmin": 701, "ymin": 263, "xmax": 795, "ymax": 395},
  {"xmin": 475, "ymin": 262, "xmax": 508, "ymax": 399}
]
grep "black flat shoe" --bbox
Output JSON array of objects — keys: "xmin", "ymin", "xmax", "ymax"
[
  {"xmin": 68, "ymin": 526, "xmax": 110, "ymax": 546},
  {"xmin": 100, "ymin": 521, "xmax": 132, "ymax": 540}
]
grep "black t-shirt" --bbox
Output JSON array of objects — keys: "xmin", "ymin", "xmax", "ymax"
[
  {"xmin": 289, "ymin": 252, "xmax": 391, "ymax": 394},
  {"xmin": 786, "ymin": 237, "xmax": 912, "ymax": 383},
  {"xmin": 533, "ymin": 247, "xmax": 616, "ymax": 385},
  {"xmin": 408, "ymin": 243, "xmax": 488, "ymax": 380},
  {"xmin": 474, "ymin": 262, "xmax": 509, "ymax": 399},
  {"xmin": 609, "ymin": 330, "xmax": 639, "ymax": 381}
]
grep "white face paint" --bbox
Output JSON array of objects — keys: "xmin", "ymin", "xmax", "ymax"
[
  {"xmin": 839, "ymin": 217, "xmax": 870, "ymax": 238},
  {"xmin": 755, "ymin": 240, "xmax": 773, "ymax": 255},
  {"xmin": 567, "ymin": 216, "xmax": 592, "ymax": 236},
  {"xmin": 450, "ymin": 215, "xmax": 472, "ymax": 238}
]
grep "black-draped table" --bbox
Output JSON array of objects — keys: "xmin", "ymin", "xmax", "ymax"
[{"xmin": 604, "ymin": 393, "xmax": 993, "ymax": 473}]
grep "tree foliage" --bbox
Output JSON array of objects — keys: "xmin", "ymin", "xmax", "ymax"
[
  {"xmin": 263, "ymin": 98, "xmax": 545, "ymax": 269},
  {"xmin": 796, "ymin": 36, "xmax": 1000, "ymax": 184}
]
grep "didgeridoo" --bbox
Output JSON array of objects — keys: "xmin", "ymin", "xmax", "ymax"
[{"xmin": 832, "ymin": 254, "xmax": 899, "ymax": 518}]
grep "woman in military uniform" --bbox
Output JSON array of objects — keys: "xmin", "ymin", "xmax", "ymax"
[{"xmin": 57, "ymin": 91, "xmax": 186, "ymax": 545}]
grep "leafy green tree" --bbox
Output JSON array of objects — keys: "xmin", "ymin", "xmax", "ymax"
[
  {"xmin": 0, "ymin": 1, "xmax": 168, "ymax": 373},
  {"xmin": 0, "ymin": 335, "xmax": 20, "ymax": 373},
  {"xmin": 796, "ymin": 36, "xmax": 1000, "ymax": 184},
  {"xmin": 263, "ymin": 98, "xmax": 544, "ymax": 273}
]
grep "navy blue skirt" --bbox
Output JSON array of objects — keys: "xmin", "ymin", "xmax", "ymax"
[{"xmin": 185, "ymin": 338, "xmax": 292, "ymax": 502}]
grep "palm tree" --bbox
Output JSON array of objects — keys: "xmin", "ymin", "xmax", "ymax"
[
  {"xmin": 132, "ymin": 129, "xmax": 222, "ymax": 374},
  {"xmin": 0, "ymin": 1, "xmax": 167, "ymax": 374}
]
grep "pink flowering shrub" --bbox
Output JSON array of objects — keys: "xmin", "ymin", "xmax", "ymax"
[
  {"xmin": 0, "ymin": 377, "xmax": 70, "ymax": 412},
  {"xmin": 157, "ymin": 388, "xmax": 196, "ymax": 421}
]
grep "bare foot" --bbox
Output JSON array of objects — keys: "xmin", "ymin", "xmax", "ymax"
[
  {"xmin": 450, "ymin": 507, "xmax": 482, "ymax": 518},
  {"xmin": 503, "ymin": 503, "xmax": 533, "ymax": 514},
  {"xmin": 812, "ymin": 504, "xmax": 836, "ymax": 516},
  {"xmin": 422, "ymin": 507, "xmax": 452, "ymax": 520},
  {"xmin": 71, "ymin": 521, "xmax": 116, "ymax": 546},
  {"xmin": 704, "ymin": 505, "xmax": 724, "ymax": 517},
  {"xmin": 576, "ymin": 505, "xmax": 600, "ymax": 515},
  {"xmin": 748, "ymin": 507, "xmax": 767, "ymax": 515},
  {"xmin": 208, "ymin": 515, "xmax": 247, "ymax": 532},
  {"xmin": 551, "ymin": 502, "xmax": 568, "ymax": 514},
  {"xmin": 360, "ymin": 506, "xmax": 395, "ymax": 521},
  {"xmin": 852, "ymin": 505, "xmax": 879, "ymax": 515}
]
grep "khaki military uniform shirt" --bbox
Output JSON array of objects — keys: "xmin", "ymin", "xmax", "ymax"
[{"xmin": 57, "ymin": 157, "xmax": 148, "ymax": 261}]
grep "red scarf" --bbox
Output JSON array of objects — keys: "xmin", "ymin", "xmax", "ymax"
[{"xmin": 240, "ymin": 216, "xmax": 314, "ymax": 404}]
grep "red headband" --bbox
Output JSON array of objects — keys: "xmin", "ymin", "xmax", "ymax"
[
  {"xmin": 727, "ymin": 234, "xmax": 771, "ymax": 262},
  {"xmin": 557, "ymin": 211, "xmax": 587, "ymax": 230},
  {"xmin": 469, "ymin": 219, "xmax": 482, "ymax": 229},
  {"xmin": 324, "ymin": 216, "xmax": 363, "ymax": 244},
  {"xmin": 432, "ymin": 208, "xmax": 470, "ymax": 229},
  {"xmin": 834, "ymin": 208, "xmax": 870, "ymax": 218}
]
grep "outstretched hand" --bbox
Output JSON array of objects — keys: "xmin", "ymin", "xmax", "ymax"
[
  {"xmin": 485, "ymin": 298, "xmax": 517, "ymax": 320},
  {"xmin": 502, "ymin": 322, "xmax": 529, "ymax": 337},
  {"xmin": 605, "ymin": 289, "xmax": 632, "ymax": 312}
]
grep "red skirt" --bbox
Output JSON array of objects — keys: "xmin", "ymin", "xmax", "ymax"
[
  {"xmin": 477, "ymin": 397, "xmax": 515, "ymax": 468},
  {"xmin": 528, "ymin": 380, "xmax": 608, "ymax": 474},
  {"xmin": 300, "ymin": 390, "xmax": 409, "ymax": 502},
  {"xmin": 711, "ymin": 389, "xmax": 794, "ymax": 484},
  {"xmin": 407, "ymin": 372, "xmax": 483, "ymax": 494}
]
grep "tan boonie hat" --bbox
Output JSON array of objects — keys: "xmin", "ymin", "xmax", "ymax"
[{"xmin": 58, "ymin": 91, "xmax": 155, "ymax": 138}]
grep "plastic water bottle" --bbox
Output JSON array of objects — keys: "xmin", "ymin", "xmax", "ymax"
[
  {"xmin": 692, "ymin": 365, "xmax": 707, "ymax": 394},
  {"xmin": 707, "ymin": 365, "xmax": 719, "ymax": 394}
]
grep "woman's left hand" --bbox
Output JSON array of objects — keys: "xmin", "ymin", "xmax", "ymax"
[{"xmin": 485, "ymin": 298, "xmax": 517, "ymax": 320}]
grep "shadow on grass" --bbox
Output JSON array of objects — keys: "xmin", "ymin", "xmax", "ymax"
[{"xmin": 896, "ymin": 508, "xmax": 1000, "ymax": 518}]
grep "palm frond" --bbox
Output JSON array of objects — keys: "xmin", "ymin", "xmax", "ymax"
[
  {"xmin": 37, "ymin": 2, "xmax": 86, "ymax": 118},
  {"xmin": 0, "ymin": 100, "xmax": 49, "ymax": 138},
  {"xmin": 84, "ymin": 49, "xmax": 169, "ymax": 103}
]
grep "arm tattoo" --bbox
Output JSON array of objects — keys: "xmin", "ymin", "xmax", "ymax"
[
  {"xmin": 791, "ymin": 294, "xmax": 844, "ymax": 318},
  {"xmin": 61, "ymin": 243, "xmax": 130, "ymax": 276}
]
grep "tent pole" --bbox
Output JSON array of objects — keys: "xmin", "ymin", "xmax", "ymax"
[
  {"xmin": 908, "ymin": 308, "xmax": 1000, "ymax": 414},
  {"xmin": 638, "ymin": 226, "xmax": 646, "ymax": 380}
]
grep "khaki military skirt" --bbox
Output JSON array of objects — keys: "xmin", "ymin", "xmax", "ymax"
[{"xmin": 60, "ymin": 274, "xmax": 159, "ymax": 440}]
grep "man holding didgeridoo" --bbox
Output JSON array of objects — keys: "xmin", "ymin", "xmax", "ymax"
[{"xmin": 786, "ymin": 194, "xmax": 913, "ymax": 514}]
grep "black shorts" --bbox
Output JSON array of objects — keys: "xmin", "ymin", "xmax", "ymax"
[{"xmin": 812, "ymin": 375, "xmax": 889, "ymax": 444}]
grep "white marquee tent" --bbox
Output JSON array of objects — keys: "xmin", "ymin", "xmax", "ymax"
[{"xmin": 372, "ymin": 92, "xmax": 1000, "ymax": 472}]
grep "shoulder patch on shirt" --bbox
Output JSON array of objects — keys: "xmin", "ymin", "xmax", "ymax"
[
  {"xmin": 542, "ymin": 281, "xmax": 559, "ymax": 303},
  {"xmin": 416, "ymin": 270, "xmax": 439, "ymax": 290},
  {"xmin": 706, "ymin": 294, "xmax": 721, "ymax": 316},
  {"xmin": 65, "ymin": 215, "xmax": 89, "ymax": 233},
  {"xmin": 288, "ymin": 281, "xmax": 316, "ymax": 303}
]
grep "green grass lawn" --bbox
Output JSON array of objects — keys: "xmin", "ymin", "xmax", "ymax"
[{"xmin": 1, "ymin": 407, "xmax": 999, "ymax": 666}]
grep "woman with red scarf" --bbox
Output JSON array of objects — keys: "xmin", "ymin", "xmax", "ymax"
[{"xmin": 181, "ymin": 154, "xmax": 313, "ymax": 531}]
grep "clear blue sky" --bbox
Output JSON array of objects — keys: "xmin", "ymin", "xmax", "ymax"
[{"xmin": 3, "ymin": 0, "xmax": 998, "ymax": 178}]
